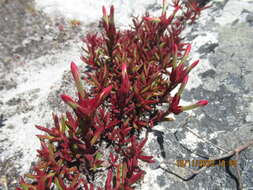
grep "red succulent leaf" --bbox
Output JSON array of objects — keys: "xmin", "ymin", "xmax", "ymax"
[
  {"xmin": 90, "ymin": 126, "xmax": 104, "ymax": 145},
  {"xmin": 105, "ymin": 169, "xmax": 113, "ymax": 190},
  {"xmin": 120, "ymin": 62, "xmax": 131, "ymax": 94},
  {"xmin": 71, "ymin": 62, "xmax": 86, "ymax": 99},
  {"xmin": 109, "ymin": 152, "xmax": 118, "ymax": 165},
  {"xmin": 97, "ymin": 85, "xmax": 113, "ymax": 105},
  {"xmin": 84, "ymin": 154, "xmax": 94, "ymax": 165},
  {"xmin": 77, "ymin": 85, "xmax": 113, "ymax": 117},
  {"xmin": 135, "ymin": 120, "xmax": 148, "ymax": 127},
  {"xmin": 122, "ymin": 127, "xmax": 132, "ymax": 136},
  {"xmin": 102, "ymin": 6, "xmax": 109, "ymax": 26},
  {"xmin": 170, "ymin": 64, "xmax": 188, "ymax": 84},
  {"xmin": 116, "ymin": 164, "xmax": 121, "ymax": 189},
  {"xmin": 109, "ymin": 6, "xmax": 115, "ymax": 24},
  {"xmin": 90, "ymin": 183, "xmax": 94, "ymax": 190},
  {"xmin": 144, "ymin": 16, "xmax": 161, "ymax": 22},
  {"xmin": 183, "ymin": 44, "xmax": 191, "ymax": 58},
  {"xmin": 138, "ymin": 138, "xmax": 148, "ymax": 151},
  {"xmin": 37, "ymin": 175, "xmax": 47, "ymax": 190},
  {"xmin": 36, "ymin": 135, "xmax": 54, "ymax": 140},
  {"xmin": 169, "ymin": 94, "xmax": 182, "ymax": 114},
  {"xmin": 197, "ymin": 100, "xmax": 208, "ymax": 106},
  {"xmin": 102, "ymin": 6, "xmax": 107, "ymax": 18},
  {"xmin": 186, "ymin": 0, "xmax": 211, "ymax": 19},
  {"xmin": 137, "ymin": 155, "xmax": 155, "ymax": 163},
  {"xmin": 35, "ymin": 125, "xmax": 59, "ymax": 137},
  {"xmin": 52, "ymin": 114, "xmax": 60, "ymax": 130},
  {"xmin": 61, "ymin": 94, "xmax": 79, "ymax": 109},
  {"xmin": 66, "ymin": 112, "xmax": 78, "ymax": 132},
  {"xmin": 188, "ymin": 60, "xmax": 199, "ymax": 71},
  {"xmin": 105, "ymin": 119, "xmax": 120, "ymax": 130},
  {"xmin": 127, "ymin": 170, "xmax": 145, "ymax": 185}
]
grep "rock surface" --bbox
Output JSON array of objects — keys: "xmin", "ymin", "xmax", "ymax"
[
  {"xmin": 0, "ymin": 0, "xmax": 253, "ymax": 189},
  {"xmin": 142, "ymin": 1, "xmax": 253, "ymax": 189}
]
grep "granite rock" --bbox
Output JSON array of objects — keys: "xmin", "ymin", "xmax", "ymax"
[{"xmin": 1, "ymin": 0, "xmax": 253, "ymax": 189}]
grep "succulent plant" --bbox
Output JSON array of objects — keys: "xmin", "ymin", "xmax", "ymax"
[{"xmin": 17, "ymin": 1, "xmax": 209, "ymax": 189}]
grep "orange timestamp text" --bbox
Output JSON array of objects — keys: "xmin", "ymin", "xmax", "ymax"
[{"xmin": 176, "ymin": 159, "xmax": 237, "ymax": 168}]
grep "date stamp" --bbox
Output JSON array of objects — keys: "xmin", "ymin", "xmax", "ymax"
[{"xmin": 176, "ymin": 159, "xmax": 237, "ymax": 168}]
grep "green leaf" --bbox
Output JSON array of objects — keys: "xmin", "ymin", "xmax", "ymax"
[
  {"xmin": 95, "ymin": 152, "xmax": 103, "ymax": 160},
  {"xmin": 54, "ymin": 177, "xmax": 64, "ymax": 190},
  {"xmin": 60, "ymin": 116, "xmax": 68, "ymax": 133}
]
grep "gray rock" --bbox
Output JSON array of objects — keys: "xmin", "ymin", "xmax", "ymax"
[
  {"xmin": 1, "ymin": 0, "xmax": 253, "ymax": 189},
  {"xmin": 0, "ymin": 79, "xmax": 17, "ymax": 91},
  {"xmin": 246, "ymin": 12, "xmax": 253, "ymax": 25}
]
